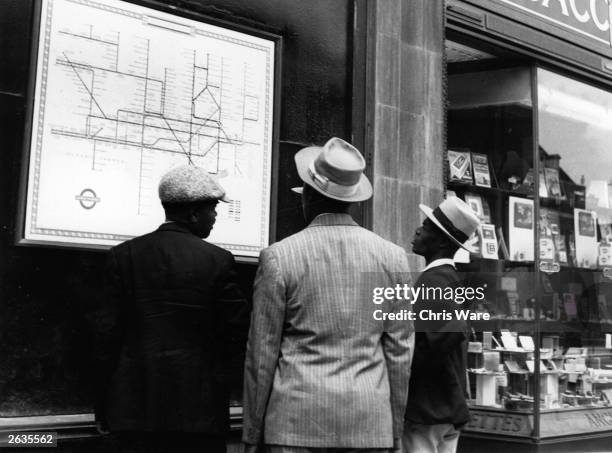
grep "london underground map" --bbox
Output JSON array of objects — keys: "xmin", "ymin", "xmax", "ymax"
[{"xmin": 23, "ymin": 0, "xmax": 275, "ymax": 256}]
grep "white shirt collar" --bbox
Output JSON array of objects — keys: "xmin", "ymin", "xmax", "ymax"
[{"xmin": 423, "ymin": 258, "xmax": 456, "ymax": 272}]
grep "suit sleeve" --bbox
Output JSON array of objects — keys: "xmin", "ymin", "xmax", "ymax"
[
  {"xmin": 214, "ymin": 252, "xmax": 250, "ymax": 386},
  {"xmin": 93, "ymin": 249, "xmax": 125, "ymax": 427},
  {"xmin": 242, "ymin": 247, "xmax": 286, "ymax": 445},
  {"xmin": 382, "ymin": 250, "xmax": 415, "ymax": 450}
]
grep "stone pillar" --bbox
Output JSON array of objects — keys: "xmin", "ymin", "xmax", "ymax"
[{"xmin": 365, "ymin": 0, "xmax": 445, "ymax": 268}]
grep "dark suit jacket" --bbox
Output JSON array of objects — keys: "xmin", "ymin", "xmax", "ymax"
[
  {"xmin": 404, "ymin": 263, "xmax": 470, "ymax": 428},
  {"xmin": 94, "ymin": 222, "xmax": 248, "ymax": 434}
]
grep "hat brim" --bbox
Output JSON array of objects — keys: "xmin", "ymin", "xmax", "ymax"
[
  {"xmin": 419, "ymin": 204, "xmax": 476, "ymax": 253},
  {"xmin": 293, "ymin": 146, "xmax": 372, "ymax": 202}
]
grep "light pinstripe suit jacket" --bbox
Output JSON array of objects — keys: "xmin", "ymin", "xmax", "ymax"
[{"xmin": 243, "ymin": 213, "xmax": 414, "ymax": 449}]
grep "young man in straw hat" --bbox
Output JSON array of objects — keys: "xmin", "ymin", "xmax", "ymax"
[
  {"xmin": 95, "ymin": 165, "xmax": 248, "ymax": 453},
  {"xmin": 243, "ymin": 137, "xmax": 414, "ymax": 453},
  {"xmin": 403, "ymin": 197, "xmax": 480, "ymax": 453}
]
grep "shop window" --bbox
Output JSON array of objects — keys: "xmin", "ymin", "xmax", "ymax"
[
  {"xmin": 447, "ymin": 38, "xmax": 612, "ymax": 439},
  {"xmin": 448, "ymin": 65, "xmax": 538, "ymax": 431},
  {"xmin": 535, "ymin": 68, "xmax": 612, "ymax": 437}
]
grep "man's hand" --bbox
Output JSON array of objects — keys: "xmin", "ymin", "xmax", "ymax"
[{"xmin": 392, "ymin": 437, "xmax": 403, "ymax": 453}]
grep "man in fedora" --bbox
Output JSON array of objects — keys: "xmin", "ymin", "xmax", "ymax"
[
  {"xmin": 403, "ymin": 197, "xmax": 480, "ymax": 453},
  {"xmin": 243, "ymin": 137, "xmax": 414, "ymax": 453},
  {"xmin": 95, "ymin": 165, "xmax": 248, "ymax": 453}
]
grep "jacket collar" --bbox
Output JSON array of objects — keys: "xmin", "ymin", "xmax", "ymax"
[
  {"xmin": 423, "ymin": 258, "xmax": 456, "ymax": 272},
  {"xmin": 156, "ymin": 221, "xmax": 194, "ymax": 235},
  {"xmin": 307, "ymin": 213, "xmax": 358, "ymax": 228}
]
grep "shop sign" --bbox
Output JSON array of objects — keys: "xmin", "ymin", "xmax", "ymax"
[
  {"xmin": 495, "ymin": 0, "xmax": 612, "ymax": 46},
  {"xmin": 465, "ymin": 410, "xmax": 533, "ymax": 436},
  {"xmin": 540, "ymin": 408, "xmax": 612, "ymax": 437}
]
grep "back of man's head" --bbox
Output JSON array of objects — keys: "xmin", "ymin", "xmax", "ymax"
[
  {"xmin": 301, "ymin": 184, "xmax": 351, "ymax": 222},
  {"xmin": 158, "ymin": 165, "xmax": 226, "ymax": 237},
  {"xmin": 158, "ymin": 165, "xmax": 226, "ymax": 205}
]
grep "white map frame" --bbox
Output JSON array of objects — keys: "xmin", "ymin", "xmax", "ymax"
[{"xmin": 20, "ymin": 0, "xmax": 277, "ymax": 259}]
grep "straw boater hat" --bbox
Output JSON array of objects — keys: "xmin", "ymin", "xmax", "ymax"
[
  {"xmin": 291, "ymin": 137, "xmax": 372, "ymax": 202},
  {"xmin": 419, "ymin": 197, "xmax": 481, "ymax": 252},
  {"xmin": 158, "ymin": 165, "xmax": 229, "ymax": 203}
]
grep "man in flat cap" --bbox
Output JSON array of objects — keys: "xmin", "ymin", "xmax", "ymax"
[
  {"xmin": 94, "ymin": 165, "xmax": 248, "ymax": 453},
  {"xmin": 243, "ymin": 137, "xmax": 414, "ymax": 453}
]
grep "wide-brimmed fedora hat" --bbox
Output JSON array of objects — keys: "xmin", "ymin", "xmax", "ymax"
[
  {"xmin": 291, "ymin": 137, "xmax": 372, "ymax": 202},
  {"xmin": 419, "ymin": 197, "xmax": 481, "ymax": 252}
]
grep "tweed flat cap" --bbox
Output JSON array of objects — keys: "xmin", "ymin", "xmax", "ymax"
[{"xmin": 158, "ymin": 165, "xmax": 228, "ymax": 203}]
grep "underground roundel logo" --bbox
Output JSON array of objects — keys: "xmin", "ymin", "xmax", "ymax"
[{"xmin": 75, "ymin": 188, "xmax": 101, "ymax": 210}]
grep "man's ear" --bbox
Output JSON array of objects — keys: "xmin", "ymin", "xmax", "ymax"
[{"xmin": 187, "ymin": 205, "xmax": 199, "ymax": 224}]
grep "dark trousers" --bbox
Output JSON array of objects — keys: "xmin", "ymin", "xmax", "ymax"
[{"xmin": 115, "ymin": 431, "xmax": 226, "ymax": 453}]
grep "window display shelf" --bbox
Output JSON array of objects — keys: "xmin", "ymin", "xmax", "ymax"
[
  {"xmin": 470, "ymin": 318, "xmax": 612, "ymax": 334},
  {"xmin": 448, "ymin": 65, "xmax": 612, "ymax": 442},
  {"xmin": 461, "ymin": 256, "xmax": 612, "ymax": 273},
  {"xmin": 459, "ymin": 257, "xmax": 534, "ymax": 268},
  {"xmin": 447, "ymin": 181, "xmax": 533, "ymax": 200},
  {"xmin": 539, "ymin": 197, "xmax": 572, "ymax": 211}
]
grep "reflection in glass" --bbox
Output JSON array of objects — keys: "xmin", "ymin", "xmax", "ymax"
[
  {"xmin": 537, "ymin": 68, "xmax": 612, "ymax": 413},
  {"xmin": 448, "ymin": 67, "xmax": 538, "ymax": 419}
]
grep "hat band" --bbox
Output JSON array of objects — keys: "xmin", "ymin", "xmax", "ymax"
[
  {"xmin": 307, "ymin": 163, "xmax": 359, "ymax": 198},
  {"xmin": 432, "ymin": 207, "xmax": 469, "ymax": 243}
]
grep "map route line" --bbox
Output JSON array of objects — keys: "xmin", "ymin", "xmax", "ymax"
[
  {"xmin": 192, "ymin": 84, "xmax": 216, "ymax": 104},
  {"xmin": 200, "ymin": 140, "xmax": 219, "ymax": 159},
  {"xmin": 189, "ymin": 51, "xmax": 194, "ymax": 161},
  {"xmin": 58, "ymin": 31, "xmax": 262, "ymax": 177},
  {"xmin": 137, "ymin": 38, "xmax": 150, "ymax": 216},
  {"xmin": 190, "ymin": 110, "xmax": 221, "ymax": 138},
  {"xmin": 58, "ymin": 51, "xmax": 260, "ymax": 151},
  {"xmin": 92, "ymin": 140, "xmax": 97, "ymax": 170},
  {"xmin": 52, "ymin": 114, "xmax": 260, "ymax": 150},
  {"xmin": 161, "ymin": 115, "xmax": 192, "ymax": 164},
  {"xmin": 56, "ymin": 58, "xmax": 164, "ymax": 84},
  {"xmin": 58, "ymin": 29, "xmax": 119, "ymax": 47},
  {"xmin": 217, "ymin": 56, "xmax": 223, "ymax": 164},
  {"xmin": 142, "ymin": 38, "xmax": 150, "ymax": 152},
  {"xmin": 53, "ymin": 108, "xmax": 231, "ymax": 147},
  {"xmin": 62, "ymin": 52, "xmax": 108, "ymax": 119},
  {"xmin": 191, "ymin": 52, "xmax": 220, "ymax": 102},
  {"xmin": 90, "ymin": 127, "xmax": 104, "ymax": 138},
  {"xmin": 49, "ymin": 128, "xmax": 222, "ymax": 157}
]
